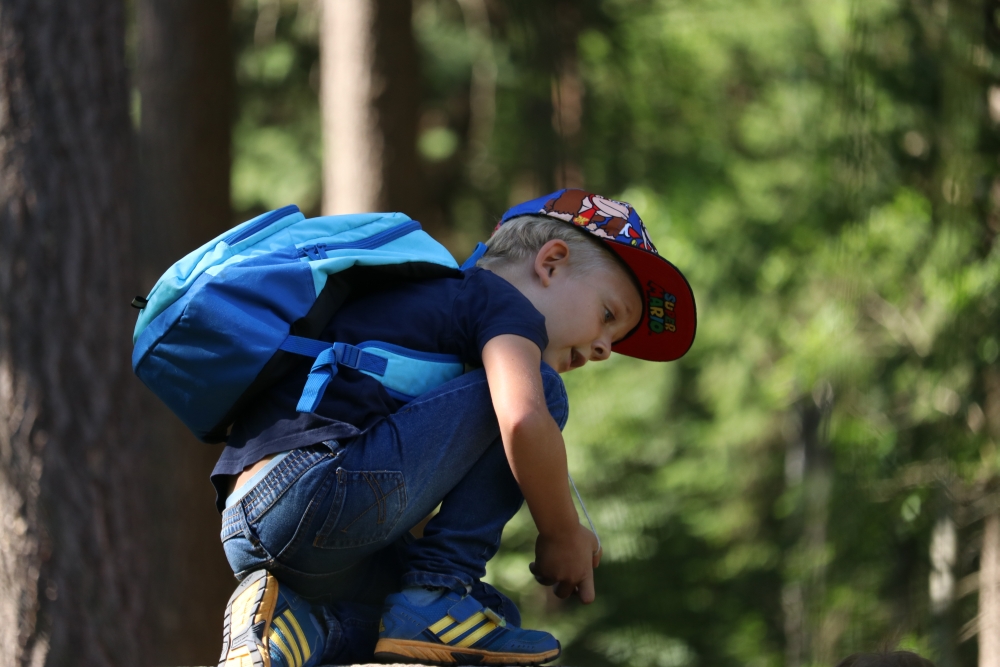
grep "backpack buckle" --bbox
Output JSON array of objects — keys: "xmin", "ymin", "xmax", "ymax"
[{"xmin": 333, "ymin": 342, "xmax": 362, "ymax": 369}]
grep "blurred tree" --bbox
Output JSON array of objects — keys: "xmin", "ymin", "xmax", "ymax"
[
  {"xmin": 135, "ymin": 0, "xmax": 237, "ymax": 662},
  {"xmin": 982, "ymin": 513, "xmax": 1000, "ymax": 666},
  {"xmin": 320, "ymin": 0, "xmax": 427, "ymax": 226},
  {"xmin": 0, "ymin": 1, "xmax": 146, "ymax": 664}
]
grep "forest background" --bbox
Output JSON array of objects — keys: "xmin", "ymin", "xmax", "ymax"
[{"xmin": 0, "ymin": 0, "xmax": 999, "ymax": 666}]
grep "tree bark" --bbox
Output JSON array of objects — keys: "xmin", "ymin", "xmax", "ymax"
[
  {"xmin": 136, "ymin": 0, "xmax": 236, "ymax": 663},
  {"xmin": 0, "ymin": 1, "xmax": 145, "ymax": 665},
  {"xmin": 550, "ymin": 0, "xmax": 583, "ymax": 190},
  {"xmin": 782, "ymin": 386, "xmax": 833, "ymax": 667},
  {"xmin": 982, "ymin": 512, "xmax": 1000, "ymax": 667},
  {"xmin": 320, "ymin": 0, "xmax": 426, "ymax": 227},
  {"xmin": 929, "ymin": 511, "xmax": 957, "ymax": 667},
  {"xmin": 137, "ymin": 0, "xmax": 233, "ymax": 283}
]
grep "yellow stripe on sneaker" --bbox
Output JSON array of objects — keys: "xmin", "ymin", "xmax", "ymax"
[
  {"xmin": 268, "ymin": 628, "xmax": 298, "ymax": 667},
  {"xmin": 428, "ymin": 616, "xmax": 455, "ymax": 635},
  {"xmin": 454, "ymin": 619, "xmax": 498, "ymax": 648},
  {"xmin": 439, "ymin": 612, "xmax": 487, "ymax": 644},
  {"xmin": 284, "ymin": 610, "xmax": 312, "ymax": 664},
  {"xmin": 273, "ymin": 616, "xmax": 303, "ymax": 667}
]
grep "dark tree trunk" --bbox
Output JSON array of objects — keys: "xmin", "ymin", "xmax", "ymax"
[
  {"xmin": 321, "ymin": 0, "xmax": 426, "ymax": 228},
  {"xmin": 136, "ymin": 0, "xmax": 235, "ymax": 663},
  {"xmin": 137, "ymin": 0, "xmax": 233, "ymax": 281},
  {"xmin": 0, "ymin": 1, "xmax": 145, "ymax": 665}
]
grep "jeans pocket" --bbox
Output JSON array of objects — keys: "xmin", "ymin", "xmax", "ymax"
[
  {"xmin": 237, "ymin": 448, "xmax": 338, "ymax": 564},
  {"xmin": 313, "ymin": 469, "xmax": 407, "ymax": 549}
]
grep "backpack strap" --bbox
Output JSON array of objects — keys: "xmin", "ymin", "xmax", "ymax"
[
  {"xmin": 459, "ymin": 243, "xmax": 489, "ymax": 271},
  {"xmin": 279, "ymin": 335, "xmax": 464, "ymax": 413}
]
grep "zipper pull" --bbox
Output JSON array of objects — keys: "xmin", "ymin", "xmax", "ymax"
[{"xmin": 302, "ymin": 244, "xmax": 328, "ymax": 261}]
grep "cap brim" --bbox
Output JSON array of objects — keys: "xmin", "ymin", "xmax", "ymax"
[{"xmin": 608, "ymin": 243, "xmax": 696, "ymax": 362}]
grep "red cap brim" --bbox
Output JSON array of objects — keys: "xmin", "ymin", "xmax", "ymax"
[{"xmin": 608, "ymin": 243, "xmax": 696, "ymax": 362}]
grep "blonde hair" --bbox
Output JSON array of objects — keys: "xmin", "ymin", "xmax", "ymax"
[{"xmin": 476, "ymin": 214, "xmax": 623, "ymax": 276}]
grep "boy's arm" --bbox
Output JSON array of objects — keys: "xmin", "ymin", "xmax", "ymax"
[{"xmin": 481, "ymin": 334, "xmax": 601, "ymax": 603}]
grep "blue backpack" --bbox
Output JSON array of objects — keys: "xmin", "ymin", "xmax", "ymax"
[{"xmin": 131, "ymin": 205, "xmax": 488, "ymax": 443}]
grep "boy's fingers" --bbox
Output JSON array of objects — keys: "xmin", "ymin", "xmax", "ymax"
[
  {"xmin": 577, "ymin": 572, "xmax": 596, "ymax": 604},
  {"xmin": 554, "ymin": 581, "xmax": 575, "ymax": 599},
  {"xmin": 529, "ymin": 561, "xmax": 557, "ymax": 586},
  {"xmin": 593, "ymin": 547, "xmax": 603, "ymax": 569}
]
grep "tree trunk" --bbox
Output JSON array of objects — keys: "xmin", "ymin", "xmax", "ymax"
[
  {"xmin": 929, "ymin": 510, "xmax": 957, "ymax": 667},
  {"xmin": 320, "ymin": 0, "xmax": 426, "ymax": 226},
  {"xmin": 982, "ymin": 512, "xmax": 1000, "ymax": 667},
  {"xmin": 0, "ymin": 1, "xmax": 145, "ymax": 665},
  {"xmin": 782, "ymin": 386, "xmax": 833, "ymax": 667},
  {"xmin": 136, "ymin": 0, "xmax": 236, "ymax": 663},
  {"xmin": 928, "ymin": 512, "xmax": 958, "ymax": 667},
  {"xmin": 550, "ymin": 0, "xmax": 583, "ymax": 190},
  {"xmin": 137, "ymin": 0, "xmax": 234, "ymax": 282}
]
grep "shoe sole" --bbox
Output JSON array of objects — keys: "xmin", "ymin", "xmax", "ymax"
[
  {"xmin": 373, "ymin": 637, "xmax": 560, "ymax": 665},
  {"xmin": 219, "ymin": 570, "xmax": 280, "ymax": 667}
]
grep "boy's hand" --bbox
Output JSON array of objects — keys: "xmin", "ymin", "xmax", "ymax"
[
  {"xmin": 482, "ymin": 335, "xmax": 599, "ymax": 601},
  {"xmin": 529, "ymin": 524, "xmax": 602, "ymax": 603}
]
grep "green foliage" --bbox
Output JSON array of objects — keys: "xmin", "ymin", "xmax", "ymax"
[
  {"xmin": 231, "ymin": 0, "xmax": 1000, "ymax": 664},
  {"xmin": 232, "ymin": 0, "xmax": 321, "ymax": 217}
]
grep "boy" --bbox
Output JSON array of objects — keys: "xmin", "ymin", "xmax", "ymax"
[{"xmin": 215, "ymin": 189, "xmax": 695, "ymax": 666}]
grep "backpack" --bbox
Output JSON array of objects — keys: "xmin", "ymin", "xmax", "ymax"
[{"xmin": 131, "ymin": 205, "xmax": 486, "ymax": 443}]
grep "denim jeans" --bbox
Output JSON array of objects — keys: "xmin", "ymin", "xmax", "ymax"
[{"xmin": 219, "ymin": 364, "xmax": 569, "ymax": 662}]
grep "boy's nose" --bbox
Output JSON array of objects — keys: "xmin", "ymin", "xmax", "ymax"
[{"xmin": 591, "ymin": 339, "xmax": 611, "ymax": 361}]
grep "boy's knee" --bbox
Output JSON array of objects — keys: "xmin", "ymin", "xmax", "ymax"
[{"xmin": 540, "ymin": 363, "xmax": 569, "ymax": 429}]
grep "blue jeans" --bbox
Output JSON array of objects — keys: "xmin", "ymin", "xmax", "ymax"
[{"xmin": 219, "ymin": 364, "xmax": 569, "ymax": 662}]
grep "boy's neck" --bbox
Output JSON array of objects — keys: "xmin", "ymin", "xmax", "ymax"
[{"xmin": 478, "ymin": 261, "xmax": 535, "ymax": 296}]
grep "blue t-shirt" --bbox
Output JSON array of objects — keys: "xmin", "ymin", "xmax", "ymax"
[{"xmin": 211, "ymin": 267, "xmax": 548, "ymax": 502}]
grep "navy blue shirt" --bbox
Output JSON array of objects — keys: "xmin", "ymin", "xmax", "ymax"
[{"xmin": 211, "ymin": 267, "xmax": 548, "ymax": 503}]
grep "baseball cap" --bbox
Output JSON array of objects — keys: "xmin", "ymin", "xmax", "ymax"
[{"xmin": 499, "ymin": 188, "xmax": 696, "ymax": 362}]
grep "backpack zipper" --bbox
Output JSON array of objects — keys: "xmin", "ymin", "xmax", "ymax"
[
  {"xmin": 223, "ymin": 204, "xmax": 301, "ymax": 245},
  {"xmin": 298, "ymin": 219, "xmax": 422, "ymax": 260}
]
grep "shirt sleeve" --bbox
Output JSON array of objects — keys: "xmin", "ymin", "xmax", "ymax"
[{"xmin": 451, "ymin": 269, "xmax": 549, "ymax": 362}]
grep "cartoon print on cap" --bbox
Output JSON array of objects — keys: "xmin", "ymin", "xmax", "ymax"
[{"xmin": 541, "ymin": 190, "xmax": 658, "ymax": 254}]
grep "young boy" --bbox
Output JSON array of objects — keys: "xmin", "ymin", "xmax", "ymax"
[{"xmin": 215, "ymin": 189, "xmax": 696, "ymax": 666}]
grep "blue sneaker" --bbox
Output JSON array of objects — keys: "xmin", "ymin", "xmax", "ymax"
[
  {"xmin": 373, "ymin": 590, "xmax": 560, "ymax": 665},
  {"xmin": 218, "ymin": 569, "xmax": 325, "ymax": 667}
]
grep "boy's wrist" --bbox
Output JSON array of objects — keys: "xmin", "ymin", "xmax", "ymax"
[{"xmin": 531, "ymin": 500, "xmax": 580, "ymax": 540}]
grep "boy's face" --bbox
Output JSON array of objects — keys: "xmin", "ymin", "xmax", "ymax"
[{"xmin": 527, "ymin": 240, "xmax": 643, "ymax": 373}]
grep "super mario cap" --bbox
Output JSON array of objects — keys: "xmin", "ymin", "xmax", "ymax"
[{"xmin": 499, "ymin": 188, "xmax": 696, "ymax": 362}]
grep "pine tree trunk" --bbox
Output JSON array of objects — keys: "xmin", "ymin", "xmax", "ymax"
[
  {"xmin": 0, "ymin": 1, "xmax": 145, "ymax": 664},
  {"xmin": 136, "ymin": 0, "xmax": 236, "ymax": 663},
  {"xmin": 550, "ymin": 0, "xmax": 583, "ymax": 190},
  {"xmin": 929, "ymin": 511, "xmax": 957, "ymax": 667},
  {"xmin": 782, "ymin": 388, "xmax": 833, "ymax": 667},
  {"xmin": 981, "ymin": 512, "xmax": 1000, "ymax": 667},
  {"xmin": 320, "ymin": 0, "xmax": 425, "ymax": 225}
]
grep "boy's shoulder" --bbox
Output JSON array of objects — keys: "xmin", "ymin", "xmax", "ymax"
[
  {"xmin": 398, "ymin": 266, "xmax": 529, "ymax": 306},
  {"xmin": 339, "ymin": 266, "xmax": 540, "ymax": 334},
  {"xmin": 380, "ymin": 266, "xmax": 546, "ymax": 352},
  {"xmin": 451, "ymin": 268, "xmax": 538, "ymax": 314}
]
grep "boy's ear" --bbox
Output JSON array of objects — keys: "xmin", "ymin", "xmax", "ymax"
[{"xmin": 533, "ymin": 239, "xmax": 570, "ymax": 286}]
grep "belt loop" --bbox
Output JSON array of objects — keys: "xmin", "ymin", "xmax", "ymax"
[{"xmin": 236, "ymin": 497, "xmax": 260, "ymax": 547}]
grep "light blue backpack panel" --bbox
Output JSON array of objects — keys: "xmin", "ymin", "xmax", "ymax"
[{"xmin": 132, "ymin": 205, "xmax": 464, "ymax": 443}]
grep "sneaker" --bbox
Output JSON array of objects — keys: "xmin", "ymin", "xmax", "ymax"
[
  {"xmin": 373, "ymin": 590, "xmax": 560, "ymax": 665},
  {"xmin": 219, "ymin": 569, "xmax": 325, "ymax": 667}
]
